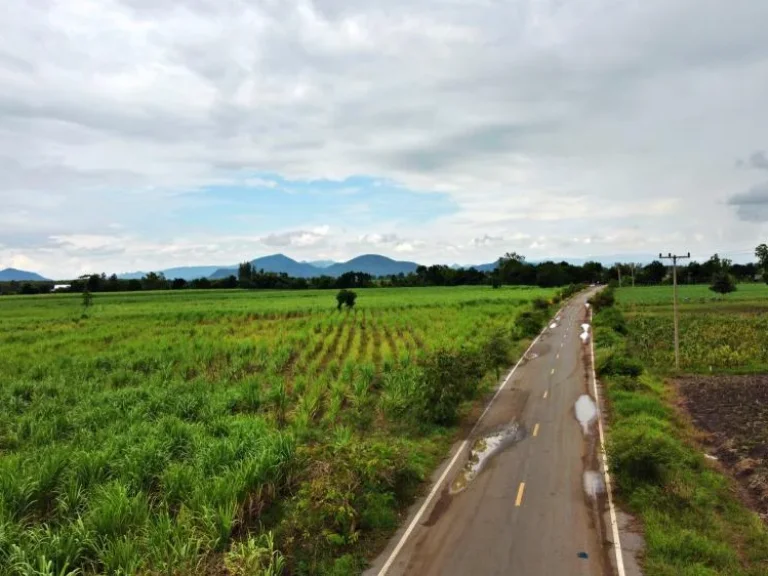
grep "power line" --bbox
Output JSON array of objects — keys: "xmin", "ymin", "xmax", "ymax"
[{"xmin": 659, "ymin": 252, "xmax": 690, "ymax": 370}]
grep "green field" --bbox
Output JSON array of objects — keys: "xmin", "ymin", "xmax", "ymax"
[
  {"xmin": 593, "ymin": 285, "xmax": 768, "ymax": 576},
  {"xmin": 615, "ymin": 284, "xmax": 768, "ymax": 372},
  {"xmin": 0, "ymin": 285, "xmax": 556, "ymax": 575}
]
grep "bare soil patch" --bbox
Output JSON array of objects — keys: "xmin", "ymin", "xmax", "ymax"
[{"xmin": 678, "ymin": 374, "xmax": 768, "ymax": 520}]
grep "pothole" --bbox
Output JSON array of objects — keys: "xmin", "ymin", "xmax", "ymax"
[{"xmin": 450, "ymin": 423, "xmax": 526, "ymax": 494}]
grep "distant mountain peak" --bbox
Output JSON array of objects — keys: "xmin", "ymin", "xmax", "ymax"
[{"xmin": 0, "ymin": 268, "xmax": 50, "ymax": 281}]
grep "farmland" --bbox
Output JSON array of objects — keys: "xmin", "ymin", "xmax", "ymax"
[
  {"xmin": 592, "ymin": 284, "xmax": 768, "ymax": 575},
  {"xmin": 617, "ymin": 283, "xmax": 768, "ymax": 372},
  {"xmin": 0, "ymin": 285, "xmax": 557, "ymax": 575}
]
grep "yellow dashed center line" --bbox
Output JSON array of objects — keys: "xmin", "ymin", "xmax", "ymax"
[
  {"xmin": 515, "ymin": 482, "xmax": 526, "ymax": 507},
  {"xmin": 556, "ymin": 353, "xmax": 560, "ymax": 360},
  {"xmin": 543, "ymin": 390, "xmax": 548, "ymax": 399},
  {"xmin": 533, "ymin": 423, "xmax": 539, "ymax": 437}
]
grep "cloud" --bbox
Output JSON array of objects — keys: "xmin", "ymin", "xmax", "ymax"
[
  {"xmin": 748, "ymin": 151, "xmax": 768, "ymax": 170},
  {"xmin": 3, "ymin": 0, "xmax": 768, "ymax": 277},
  {"xmin": 260, "ymin": 226, "xmax": 331, "ymax": 248},
  {"xmin": 727, "ymin": 182, "xmax": 768, "ymax": 222},
  {"xmin": 470, "ymin": 234, "xmax": 505, "ymax": 247},
  {"xmin": 358, "ymin": 233, "xmax": 401, "ymax": 246}
]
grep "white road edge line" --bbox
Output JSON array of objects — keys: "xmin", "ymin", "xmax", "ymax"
[
  {"xmin": 589, "ymin": 307, "xmax": 627, "ymax": 576},
  {"xmin": 376, "ymin": 308, "xmax": 562, "ymax": 576}
]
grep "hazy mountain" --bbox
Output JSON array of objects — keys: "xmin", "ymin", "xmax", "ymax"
[
  {"xmin": 324, "ymin": 254, "xmax": 419, "ymax": 277},
  {"xmin": 210, "ymin": 254, "xmax": 320, "ymax": 279},
  {"xmin": 119, "ymin": 265, "xmax": 225, "ymax": 281},
  {"xmin": 304, "ymin": 260, "xmax": 336, "ymax": 268},
  {"xmin": 210, "ymin": 253, "xmax": 420, "ymax": 279},
  {"xmin": 0, "ymin": 268, "xmax": 49, "ymax": 281}
]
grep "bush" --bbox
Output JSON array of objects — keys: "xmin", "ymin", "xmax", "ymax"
[
  {"xmin": 598, "ymin": 353, "xmax": 643, "ymax": 377},
  {"xmin": 531, "ymin": 296, "xmax": 550, "ymax": 311},
  {"xmin": 514, "ymin": 309, "xmax": 548, "ymax": 339},
  {"xmin": 417, "ymin": 349, "xmax": 485, "ymax": 426},
  {"xmin": 335, "ymin": 290, "xmax": 357, "ymax": 310},
  {"xmin": 589, "ymin": 287, "xmax": 615, "ymax": 311},
  {"xmin": 593, "ymin": 306, "xmax": 627, "ymax": 334},
  {"xmin": 609, "ymin": 424, "xmax": 687, "ymax": 492}
]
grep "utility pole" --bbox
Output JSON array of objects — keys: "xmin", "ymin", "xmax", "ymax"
[
  {"xmin": 616, "ymin": 263, "xmax": 622, "ymax": 288},
  {"xmin": 630, "ymin": 263, "xmax": 636, "ymax": 288},
  {"xmin": 659, "ymin": 252, "xmax": 690, "ymax": 370}
]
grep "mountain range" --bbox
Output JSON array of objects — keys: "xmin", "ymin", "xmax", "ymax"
[
  {"xmin": 209, "ymin": 254, "xmax": 420, "ymax": 279},
  {"xmin": 4, "ymin": 253, "xmax": 677, "ymax": 282},
  {"xmin": 0, "ymin": 268, "xmax": 50, "ymax": 281}
]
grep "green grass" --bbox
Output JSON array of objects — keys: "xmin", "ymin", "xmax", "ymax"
[
  {"xmin": 0, "ymin": 285, "xmax": 557, "ymax": 575},
  {"xmin": 593, "ymin": 289, "xmax": 768, "ymax": 576},
  {"xmin": 616, "ymin": 283, "xmax": 768, "ymax": 306}
]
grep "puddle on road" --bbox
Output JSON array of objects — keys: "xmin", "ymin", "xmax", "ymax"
[
  {"xmin": 583, "ymin": 470, "xmax": 605, "ymax": 499},
  {"xmin": 450, "ymin": 423, "xmax": 526, "ymax": 494},
  {"xmin": 524, "ymin": 351, "xmax": 539, "ymax": 361},
  {"xmin": 581, "ymin": 323, "xmax": 590, "ymax": 333},
  {"xmin": 549, "ymin": 322, "xmax": 558, "ymax": 329},
  {"xmin": 580, "ymin": 331, "xmax": 590, "ymax": 344},
  {"xmin": 575, "ymin": 394, "xmax": 597, "ymax": 435}
]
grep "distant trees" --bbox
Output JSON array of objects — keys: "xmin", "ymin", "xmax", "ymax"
[
  {"xmin": 142, "ymin": 272, "xmax": 167, "ymax": 291},
  {"xmin": 6, "ymin": 247, "xmax": 768, "ymax": 298}
]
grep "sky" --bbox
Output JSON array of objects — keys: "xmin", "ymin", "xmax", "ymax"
[{"xmin": 2, "ymin": 0, "xmax": 768, "ymax": 278}]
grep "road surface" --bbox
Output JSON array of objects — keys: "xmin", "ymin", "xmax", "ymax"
[{"xmin": 368, "ymin": 289, "xmax": 615, "ymax": 576}]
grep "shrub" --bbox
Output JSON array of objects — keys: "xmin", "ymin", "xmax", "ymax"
[
  {"xmin": 514, "ymin": 309, "xmax": 548, "ymax": 339},
  {"xmin": 417, "ymin": 348, "xmax": 485, "ymax": 426},
  {"xmin": 589, "ymin": 287, "xmax": 615, "ymax": 311},
  {"xmin": 594, "ymin": 306, "xmax": 627, "ymax": 335},
  {"xmin": 609, "ymin": 424, "xmax": 687, "ymax": 492},
  {"xmin": 531, "ymin": 296, "xmax": 550, "ymax": 311},
  {"xmin": 335, "ymin": 290, "xmax": 357, "ymax": 311},
  {"xmin": 598, "ymin": 353, "xmax": 643, "ymax": 377}
]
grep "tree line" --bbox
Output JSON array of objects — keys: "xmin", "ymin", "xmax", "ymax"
[{"xmin": 3, "ymin": 244, "xmax": 767, "ymax": 296}]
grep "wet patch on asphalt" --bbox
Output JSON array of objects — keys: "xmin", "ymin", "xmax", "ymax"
[{"xmin": 450, "ymin": 423, "xmax": 527, "ymax": 495}]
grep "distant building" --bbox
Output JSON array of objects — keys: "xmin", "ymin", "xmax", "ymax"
[{"xmin": 52, "ymin": 284, "xmax": 71, "ymax": 292}]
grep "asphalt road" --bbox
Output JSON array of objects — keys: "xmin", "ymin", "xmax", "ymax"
[{"xmin": 368, "ymin": 289, "xmax": 613, "ymax": 576}]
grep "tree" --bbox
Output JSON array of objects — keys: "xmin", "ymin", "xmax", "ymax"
[
  {"xmin": 238, "ymin": 262, "xmax": 253, "ymax": 287},
  {"xmin": 644, "ymin": 261, "xmax": 667, "ymax": 284},
  {"xmin": 757, "ymin": 243, "xmax": 768, "ymax": 284},
  {"xmin": 709, "ymin": 270, "xmax": 736, "ymax": 297},
  {"xmin": 171, "ymin": 278, "xmax": 187, "ymax": 290},
  {"xmin": 335, "ymin": 289, "xmax": 357, "ymax": 310},
  {"xmin": 82, "ymin": 288, "xmax": 93, "ymax": 309},
  {"xmin": 142, "ymin": 271, "xmax": 167, "ymax": 291}
]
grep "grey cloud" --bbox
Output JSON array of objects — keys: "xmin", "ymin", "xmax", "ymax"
[
  {"xmin": 727, "ymin": 182, "xmax": 768, "ymax": 222},
  {"xmin": 2, "ymin": 0, "xmax": 768, "ymax": 277},
  {"xmin": 470, "ymin": 235, "xmax": 504, "ymax": 247},
  {"xmin": 748, "ymin": 151, "xmax": 768, "ymax": 170}
]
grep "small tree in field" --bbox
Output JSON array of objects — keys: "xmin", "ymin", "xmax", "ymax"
[
  {"xmin": 336, "ymin": 289, "xmax": 357, "ymax": 310},
  {"xmin": 82, "ymin": 288, "xmax": 93, "ymax": 310},
  {"xmin": 709, "ymin": 270, "xmax": 736, "ymax": 298}
]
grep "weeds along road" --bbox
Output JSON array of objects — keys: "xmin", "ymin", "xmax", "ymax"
[{"xmin": 368, "ymin": 289, "xmax": 615, "ymax": 576}]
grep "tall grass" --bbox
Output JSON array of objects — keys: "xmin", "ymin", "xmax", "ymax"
[{"xmin": 0, "ymin": 285, "xmax": 555, "ymax": 574}]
